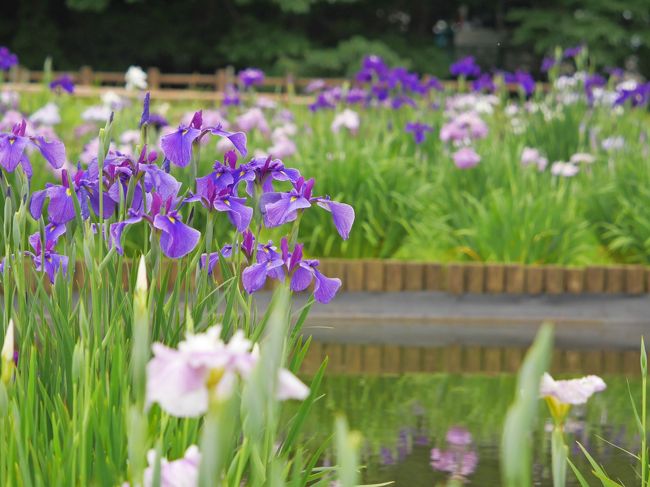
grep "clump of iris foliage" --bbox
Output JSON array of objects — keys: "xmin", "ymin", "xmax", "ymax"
[
  {"xmin": 4, "ymin": 45, "xmax": 650, "ymax": 265},
  {"xmin": 0, "ymin": 81, "xmax": 372, "ymax": 486}
]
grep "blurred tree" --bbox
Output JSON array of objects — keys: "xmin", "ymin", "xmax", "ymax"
[{"xmin": 508, "ymin": 0, "xmax": 650, "ymax": 72}]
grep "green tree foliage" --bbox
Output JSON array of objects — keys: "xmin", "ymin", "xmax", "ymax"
[{"xmin": 508, "ymin": 0, "xmax": 650, "ymax": 72}]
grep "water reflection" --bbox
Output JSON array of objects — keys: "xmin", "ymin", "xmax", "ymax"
[{"xmin": 295, "ymin": 374, "xmax": 640, "ymax": 486}]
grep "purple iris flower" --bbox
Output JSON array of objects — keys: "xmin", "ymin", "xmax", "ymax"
[
  {"xmin": 605, "ymin": 67, "xmax": 624, "ymax": 79},
  {"xmin": 584, "ymin": 74, "xmax": 606, "ymax": 104},
  {"xmin": 614, "ymin": 82, "xmax": 650, "ymax": 107},
  {"xmin": 362, "ymin": 55, "xmax": 388, "ymax": 77},
  {"xmin": 222, "ymin": 84, "xmax": 241, "ymax": 107},
  {"xmin": 49, "ymin": 74, "xmax": 75, "ymax": 94},
  {"xmin": 147, "ymin": 113, "xmax": 168, "ymax": 130},
  {"xmin": 86, "ymin": 147, "xmax": 175, "ymax": 215},
  {"xmin": 0, "ymin": 120, "xmax": 66, "ymax": 177},
  {"xmin": 246, "ymin": 155, "xmax": 301, "ymax": 194},
  {"xmin": 242, "ymin": 238, "xmax": 341, "ymax": 304},
  {"xmin": 309, "ymin": 92, "xmax": 337, "ymax": 112},
  {"xmin": 471, "ymin": 73, "xmax": 495, "ymax": 93},
  {"xmin": 425, "ymin": 76, "xmax": 444, "ymax": 92},
  {"xmin": 405, "ymin": 122, "xmax": 433, "ymax": 144},
  {"xmin": 346, "ymin": 87, "xmax": 367, "ymax": 104},
  {"xmin": 371, "ymin": 83, "xmax": 390, "ymax": 102},
  {"xmin": 200, "ymin": 229, "xmax": 255, "ymax": 276},
  {"xmin": 186, "ymin": 153, "xmax": 254, "ymax": 233},
  {"xmin": 238, "ymin": 68, "xmax": 265, "ymax": 88},
  {"xmin": 305, "ymin": 79, "xmax": 326, "ymax": 93},
  {"xmin": 450, "ymin": 56, "xmax": 481, "ymax": 78},
  {"xmin": 160, "ymin": 110, "xmax": 247, "ymax": 167},
  {"xmin": 29, "ymin": 166, "xmax": 115, "ymax": 224},
  {"xmin": 541, "ymin": 56, "xmax": 557, "ymax": 73},
  {"xmin": 505, "ymin": 71, "xmax": 535, "ymax": 97},
  {"xmin": 259, "ymin": 176, "xmax": 355, "ymax": 240},
  {"xmin": 0, "ymin": 47, "xmax": 18, "ymax": 71},
  {"xmin": 25, "ymin": 223, "xmax": 69, "ymax": 283},
  {"xmin": 391, "ymin": 95, "xmax": 416, "ymax": 110},
  {"xmin": 139, "ymin": 92, "xmax": 150, "ymax": 128},
  {"xmin": 110, "ymin": 192, "xmax": 200, "ymax": 259},
  {"xmin": 563, "ymin": 44, "xmax": 584, "ymax": 59}
]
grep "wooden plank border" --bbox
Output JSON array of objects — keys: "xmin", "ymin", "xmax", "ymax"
[{"xmin": 315, "ymin": 260, "xmax": 650, "ymax": 296}]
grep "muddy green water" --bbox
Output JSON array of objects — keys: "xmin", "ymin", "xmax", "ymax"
[{"xmin": 298, "ymin": 374, "xmax": 640, "ymax": 486}]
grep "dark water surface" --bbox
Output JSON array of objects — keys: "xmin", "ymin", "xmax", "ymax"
[{"xmin": 299, "ymin": 374, "xmax": 640, "ymax": 486}]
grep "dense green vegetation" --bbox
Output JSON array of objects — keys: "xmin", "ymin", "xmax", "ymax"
[{"xmin": 2, "ymin": 0, "xmax": 649, "ymax": 76}]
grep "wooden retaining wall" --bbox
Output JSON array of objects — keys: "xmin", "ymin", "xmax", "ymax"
[
  {"xmin": 300, "ymin": 342, "xmax": 641, "ymax": 376},
  {"xmin": 14, "ymin": 259, "xmax": 650, "ymax": 296},
  {"xmin": 318, "ymin": 260, "xmax": 650, "ymax": 295}
]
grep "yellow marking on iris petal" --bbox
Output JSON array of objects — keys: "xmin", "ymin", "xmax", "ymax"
[
  {"xmin": 9, "ymin": 138, "xmax": 15, "ymax": 145},
  {"xmin": 290, "ymin": 196, "xmax": 297, "ymax": 202},
  {"xmin": 168, "ymin": 216, "xmax": 176, "ymax": 224},
  {"xmin": 206, "ymin": 368, "xmax": 225, "ymax": 389},
  {"xmin": 65, "ymin": 188, "xmax": 72, "ymax": 196},
  {"xmin": 224, "ymin": 199, "xmax": 231, "ymax": 206},
  {"xmin": 181, "ymin": 129, "xmax": 189, "ymax": 135},
  {"xmin": 240, "ymin": 170, "xmax": 245, "ymax": 176}
]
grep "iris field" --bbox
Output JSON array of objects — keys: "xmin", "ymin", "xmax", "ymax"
[{"xmin": 1, "ymin": 44, "xmax": 650, "ymax": 486}]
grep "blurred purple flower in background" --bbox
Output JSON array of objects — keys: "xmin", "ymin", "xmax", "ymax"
[
  {"xmin": 563, "ymin": 44, "xmax": 584, "ymax": 59},
  {"xmin": 405, "ymin": 122, "xmax": 433, "ymax": 144},
  {"xmin": 0, "ymin": 46, "xmax": 18, "ymax": 71},
  {"xmin": 541, "ymin": 56, "xmax": 557, "ymax": 73},
  {"xmin": 452, "ymin": 147, "xmax": 481, "ymax": 169},
  {"xmin": 50, "ymin": 74, "xmax": 75, "ymax": 94},
  {"xmin": 450, "ymin": 56, "xmax": 481, "ymax": 78},
  {"xmin": 472, "ymin": 73, "xmax": 495, "ymax": 93},
  {"xmin": 238, "ymin": 68, "xmax": 265, "ymax": 88}
]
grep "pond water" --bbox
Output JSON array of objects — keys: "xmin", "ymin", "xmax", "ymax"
[{"xmin": 298, "ymin": 374, "xmax": 640, "ymax": 486}]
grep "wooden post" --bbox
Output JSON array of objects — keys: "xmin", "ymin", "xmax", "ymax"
[
  {"xmin": 545, "ymin": 266, "xmax": 564, "ymax": 294},
  {"xmin": 505, "ymin": 264, "xmax": 525, "ymax": 294},
  {"xmin": 525, "ymin": 266, "xmax": 544, "ymax": 294},
  {"xmin": 605, "ymin": 266, "xmax": 625, "ymax": 294},
  {"xmin": 215, "ymin": 69, "xmax": 225, "ymax": 91},
  {"xmin": 447, "ymin": 264, "xmax": 465, "ymax": 295},
  {"xmin": 345, "ymin": 260, "xmax": 365, "ymax": 292},
  {"xmin": 565, "ymin": 268, "xmax": 584, "ymax": 294},
  {"xmin": 486, "ymin": 264, "xmax": 505, "ymax": 293},
  {"xmin": 425, "ymin": 264, "xmax": 445, "ymax": 291},
  {"xmin": 625, "ymin": 265, "xmax": 645, "ymax": 294},
  {"xmin": 147, "ymin": 67, "xmax": 161, "ymax": 89},
  {"xmin": 364, "ymin": 260, "xmax": 384, "ymax": 292},
  {"xmin": 585, "ymin": 266, "xmax": 605, "ymax": 293},
  {"xmin": 79, "ymin": 66, "xmax": 93, "ymax": 85},
  {"xmin": 466, "ymin": 263, "xmax": 485, "ymax": 294},
  {"xmin": 384, "ymin": 261, "xmax": 404, "ymax": 292},
  {"xmin": 403, "ymin": 262, "xmax": 424, "ymax": 291}
]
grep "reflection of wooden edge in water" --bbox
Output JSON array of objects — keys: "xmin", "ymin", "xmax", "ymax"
[{"xmin": 300, "ymin": 342, "xmax": 640, "ymax": 377}]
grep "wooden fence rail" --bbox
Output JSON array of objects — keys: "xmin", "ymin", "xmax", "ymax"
[
  {"xmin": 3, "ymin": 65, "xmax": 545, "ymax": 95},
  {"xmin": 300, "ymin": 342, "xmax": 640, "ymax": 376}
]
